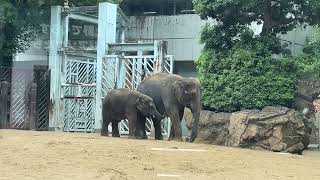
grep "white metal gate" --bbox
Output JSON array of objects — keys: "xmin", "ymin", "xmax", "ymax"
[
  {"xmin": 61, "ymin": 53, "xmax": 97, "ymax": 132},
  {"xmin": 101, "ymin": 52, "xmax": 174, "ymax": 136}
]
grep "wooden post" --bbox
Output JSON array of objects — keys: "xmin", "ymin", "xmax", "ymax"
[
  {"xmin": 0, "ymin": 81, "xmax": 10, "ymax": 129},
  {"xmin": 29, "ymin": 83, "xmax": 37, "ymax": 130}
]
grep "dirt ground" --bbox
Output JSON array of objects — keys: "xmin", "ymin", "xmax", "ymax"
[{"xmin": 1, "ymin": 130, "xmax": 320, "ymax": 180}]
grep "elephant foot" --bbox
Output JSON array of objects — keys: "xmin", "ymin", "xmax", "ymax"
[
  {"xmin": 169, "ymin": 137, "xmax": 182, "ymax": 142},
  {"xmin": 101, "ymin": 131, "xmax": 109, "ymax": 136},
  {"xmin": 112, "ymin": 134, "xmax": 121, "ymax": 138},
  {"xmin": 128, "ymin": 135, "xmax": 136, "ymax": 139},
  {"xmin": 155, "ymin": 136, "xmax": 163, "ymax": 140}
]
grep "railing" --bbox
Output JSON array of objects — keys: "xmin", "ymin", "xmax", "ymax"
[{"xmin": 101, "ymin": 55, "xmax": 174, "ymax": 137}]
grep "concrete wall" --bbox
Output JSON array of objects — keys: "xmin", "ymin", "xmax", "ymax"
[
  {"xmin": 279, "ymin": 25, "xmax": 317, "ymax": 56},
  {"xmin": 126, "ymin": 14, "xmax": 206, "ymax": 62}
]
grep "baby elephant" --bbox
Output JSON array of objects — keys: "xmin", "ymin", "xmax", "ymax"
[{"xmin": 101, "ymin": 88, "xmax": 165, "ymax": 138}]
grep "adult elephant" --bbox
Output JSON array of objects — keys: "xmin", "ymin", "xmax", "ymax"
[
  {"xmin": 101, "ymin": 88, "xmax": 165, "ymax": 138},
  {"xmin": 137, "ymin": 73, "xmax": 201, "ymax": 142}
]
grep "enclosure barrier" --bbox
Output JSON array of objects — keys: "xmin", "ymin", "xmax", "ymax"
[{"xmin": 48, "ymin": 2, "xmax": 174, "ymax": 138}]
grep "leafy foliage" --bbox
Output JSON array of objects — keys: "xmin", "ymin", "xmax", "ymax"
[
  {"xmin": 193, "ymin": 0, "xmax": 320, "ymax": 35},
  {"xmin": 196, "ymin": 30, "xmax": 299, "ymax": 112},
  {"xmin": 192, "ymin": 0, "xmax": 320, "ymax": 112}
]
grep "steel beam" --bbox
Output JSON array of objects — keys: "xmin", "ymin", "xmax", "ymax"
[
  {"xmin": 69, "ymin": 13, "xmax": 98, "ymax": 24},
  {"xmin": 65, "ymin": 6, "xmax": 99, "ymax": 13},
  {"xmin": 108, "ymin": 42, "xmax": 155, "ymax": 52}
]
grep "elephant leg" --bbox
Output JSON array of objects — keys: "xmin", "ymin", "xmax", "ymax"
[
  {"xmin": 153, "ymin": 119, "xmax": 163, "ymax": 140},
  {"xmin": 137, "ymin": 116, "xmax": 148, "ymax": 139},
  {"xmin": 136, "ymin": 112, "xmax": 148, "ymax": 139},
  {"xmin": 168, "ymin": 124, "xmax": 175, "ymax": 140},
  {"xmin": 128, "ymin": 113, "xmax": 137, "ymax": 139},
  {"xmin": 168, "ymin": 109, "xmax": 184, "ymax": 140},
  {"xmin": 141, "ymin": 117, "xmax": 148, "ymax": 139},
  {"xmin": 101, "ymin": 112, "xmax": 111, "ymax": 136},
  {"xmin": 111, "ymin": 120, "xmax": 120, "ymax": 137},
  {"xmin": 168, "ymin": 109, "xmax": 182, "ymax": 141}
]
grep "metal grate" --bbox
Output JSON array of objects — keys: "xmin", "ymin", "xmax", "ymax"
[
  {"xmin": 0, "ymin": 66, "xmax": 11, "ymax": 82},
  {"xmin": 9, "ymin": 68, "xmax": 33, "ymax": 129},
  {"xmin": 62, "ymin": 54, "xmax": 96, "ymax": 132},
  {"xmin": 34, "ymin": 67, "xmax": 50, "ymax": 131}
]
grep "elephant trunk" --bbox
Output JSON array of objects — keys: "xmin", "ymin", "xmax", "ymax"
[
  {"xmin": 154, "ymin": 111, "xmax": 166, "ymax": 120},
  {"xmin": 151, "ymin": 106, "xmax": 166, "ymax": 120},
  {"xmin": 189, "ymin": 95, "xmax": 201, "ymax": 142}
]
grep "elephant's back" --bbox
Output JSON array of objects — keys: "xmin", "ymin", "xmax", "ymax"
[
  {"xmin": 142, "ymin": 73, "xmax": 182, "ymax": 82},
  {"xmin": 103, "ymin": 88, "xmax": 132, "ymax": 106},
  {"xmin": 138, "ymin": 73, "xmax": 182, "ymax": 89}
]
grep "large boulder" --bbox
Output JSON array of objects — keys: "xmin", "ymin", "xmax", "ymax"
[
  {"xmin": 184, "ymin": 110, "xmax": 231, "ymax": 145},
  {"xmin": 184, "ymin": 106, "xmax": 311, "ymax": 154}
]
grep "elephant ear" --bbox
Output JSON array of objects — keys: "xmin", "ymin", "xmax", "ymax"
[
  {"xmin": 172, "ymin": 79, "xmax": 185, "ymax": 102},
  {"xmin": 135, "ymin": 96, "xmax": 145, "ymax": 112}
]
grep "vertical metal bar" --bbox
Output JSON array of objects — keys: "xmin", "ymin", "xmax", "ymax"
[
  {"xmin": 132, "ymin": 58, "xmax": 136, "ymax": 89},
  {"xmin": 170, "ymin": 55, "xmax": 174, "ymax": 74},
  {"xmin": 0, "ymin": 81, "xmax": 9, "ymax": 129},
  {"xmin": 167, "ymin": 118, "xmax": 171, "ymax": 139},
  {"xmin": 143, "ymin": 57, "xmax": 147, "ymax": 77},
  {"xmin": 29, "ymin": 83, "xmax": 37, "ymax": 130},
  {"xmin": 115, "ymin": 56, "xmax": 120, "ymax": 88},
  {"xmin": 63, "ymin": 14, "xmax": 69, "ymax": 48},
  {"xmin": 60, "ymin": 12, "xmax": 69, "ymax": 132},
  {"xmin": 95, "ymin": 2, "xmax": 117, "ymax": 132},
  {"xmin": 67, "ymin": 100, "xmax": 70, "ymax": 132}
]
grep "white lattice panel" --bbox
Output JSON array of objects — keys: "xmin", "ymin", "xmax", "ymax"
[
  {"xmin": 10, "ymin": 68, "xmax": 33, "ymax": 129},
  {"xmin": 62, "ymin": 54, "xmax": 96, "ymax": 132},
  {"xmin": 101, "ymin": 55, "xmax": 173, "ymax": 136}
]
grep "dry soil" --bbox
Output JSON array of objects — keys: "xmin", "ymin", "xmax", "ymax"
[{"xmin": 0, "ymin": 130, "xmax": 320, "ymax": 180}]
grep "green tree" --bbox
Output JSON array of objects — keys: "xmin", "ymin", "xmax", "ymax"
[
  {"xmin": 0, "ymin": 0, "xmax": 122, "ymax": 66},
  {"xmin": 193, "ymin": 0, "xmax": 320, "ymax": 112}
]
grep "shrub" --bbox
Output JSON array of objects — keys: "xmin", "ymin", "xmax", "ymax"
[{"xmin": 196, "ymin": 29, "xmax": 299, "ymax": 112}]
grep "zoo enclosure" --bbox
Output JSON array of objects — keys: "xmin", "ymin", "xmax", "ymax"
[{"xmin": 48, "ymin": 2, "xmax": 174, "ymax": 137}]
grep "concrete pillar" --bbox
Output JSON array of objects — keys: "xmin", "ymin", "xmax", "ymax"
[{"xmin": 95, "ymin": 2, "xmax": 117, "ymax": 132}]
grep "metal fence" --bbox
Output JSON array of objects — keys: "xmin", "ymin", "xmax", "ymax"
[{"xmin": 0, "ymin": 66, "xmax": 50, "ymax": 131}]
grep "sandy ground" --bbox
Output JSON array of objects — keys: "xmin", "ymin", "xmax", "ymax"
[{"xmin": 0, "ymin": 130, "xmax": 320, "ymax": 180}]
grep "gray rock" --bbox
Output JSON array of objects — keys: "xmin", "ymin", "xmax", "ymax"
[
  {"xmin": 184, "ymin": 106, "xmax": 311, "ymax": 154},
  {"xmin": 184, "ymin": 109, "xmax": 230, "ymax": 145}
]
